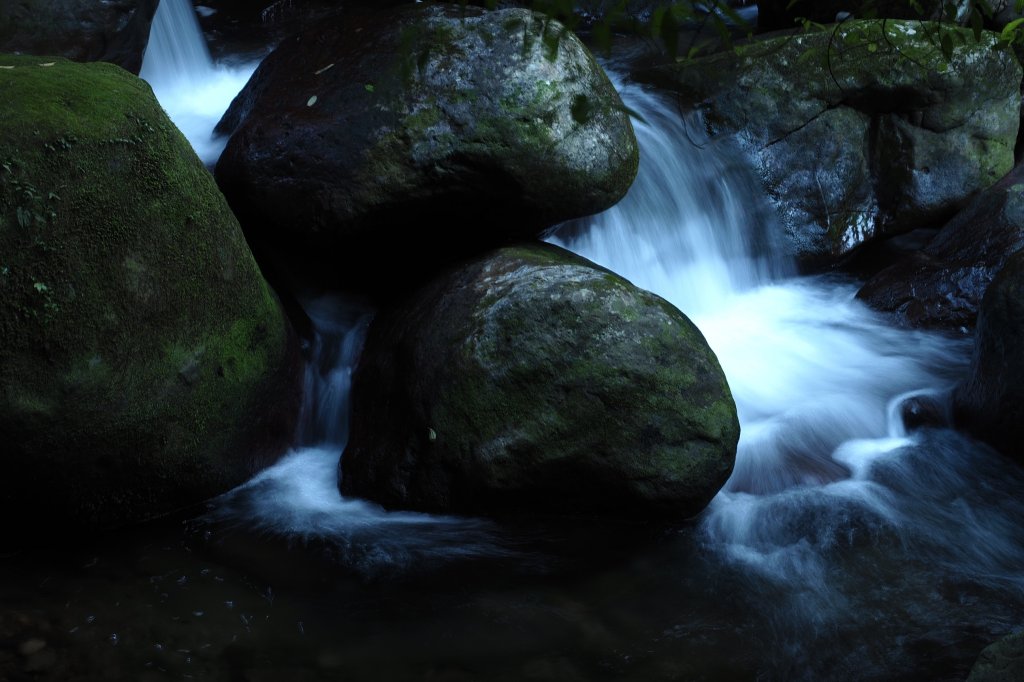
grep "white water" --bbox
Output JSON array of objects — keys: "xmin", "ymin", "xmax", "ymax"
[
  {"xmin": 125, "ymin": 14, "xmax": 1024, "ymax": 674},
  {"xmin": 206, "ymin": 293, "xmax": 512, "ymax": 572},
  {"xmin": 138, "ymin": 0, "xmax": 1024, "ymax": 596},
  {"xmin": 138, "ymin": 0, "xmax": 511, "ymax": 569},
  {"xmin": 140, "ymin": 0, "xmax": 257, "ymax": 165},
  {"xmin": 553, "ymin": 77, "xmax": 1024, "ymax": 603}
]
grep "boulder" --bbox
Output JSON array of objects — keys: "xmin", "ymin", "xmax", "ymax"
[
  {"xmin": 954, "ymin": 250, "xmax": 1024, "ymax": 458},
  {"xmin": 968, "ymin": 631, "xmax": 1024, "ymax": 682},
  {"xmin": 214, "ymin": 4, "xmax": 639, "ymax": 294},
  {"xmin": 0, "ymin": 0, "xmax": 159, "ymax": 74},
  {"xmin": 0, "ymin": 56, "xmax": 301, "ymax": 539},
  {"xmin": 858, "ymin": 164, "xmax": 1024, "ymax": 329},
  {"xmin": 639, "ymin": 20, "xmax": 1021, "ymax": 266},
  {"xmin": 340, "ymin": 243, "xmax": 739, "ymax": 520}
]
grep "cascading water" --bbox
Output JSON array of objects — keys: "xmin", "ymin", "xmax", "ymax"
[
  {"xmin": 140, "ymin": 0, "xmax": 258, "ymax": 164},
  {"xmin": 205, "ymin": 293, "xmax": 511, "ymax": 575},
  {"xmin": 127, "ymin": 12, "xmax": 1024, "ymax": 674},
  {"xmin": 552, "ymin": 75, "xmax": 1024, "ymax": 676}
]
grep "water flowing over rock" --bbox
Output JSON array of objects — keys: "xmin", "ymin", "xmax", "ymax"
[
  {"xmin": 954, "ymin": 250, "xmax": 1024, "ymax": 459},
  {"xmin": 0, "ymin": 56, "xmax": 301, "ymax": 540},
  {"xmin": 214, "ymin": 4, "xmax": 639, "ymax": 295},
  {"xmin": 858, "ymin": 163, "xmax": 1024, "ymax": 330},
  {"xmin": 0, "ymin": 0, "xmax": 159, "ymax": 74},
  {"xmin": 341, "ymin": 244, "xmax": 739, "ymax": 520},
  {"xmin": 639, "ymin": 20, "xmax": 1021, "ymax": 266}
]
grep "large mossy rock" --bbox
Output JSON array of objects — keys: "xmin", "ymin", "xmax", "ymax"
[
  {"xmin": 968, "ymin": 631, "xmax": 1024, "ymax": 682},
  {"xmin": 858, "ymin": 164, "xmax": 1024, "ymax": 330},
  {"xmin": 340, "ymin": 244, "xmax": 739, "ymax": 520},
  {"xmin": 954, "ymin": 250, "xmax": 1024, "ymax": 459},
  {"xmin": 0, "ymin": 0, "xmax": 158, "ymax": 74},
  {"xmin": 0, "ymin": 56, "xmax": 301, "ymax": 538},
  {"xmin": 214, "ymin": 4, "xmax": 639, "ymax": 294},
  {"xmin": 640, "ymin": 20, "xmax": 1021, "ymax": 266}
]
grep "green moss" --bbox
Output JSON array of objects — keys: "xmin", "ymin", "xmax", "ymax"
[{"xmin": 0, "ymin": 55, "xmax": 296, "ymax": 536}]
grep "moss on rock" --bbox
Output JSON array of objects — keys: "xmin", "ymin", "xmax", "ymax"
[
  {"xmin": 0, "ymin": 55, "xmax": 301, "ymax": 538},
  {"xmin": 214, "ymin": 4, "xmax": 639, "ymax": 294},
  {"xmin": 341, "ymin": 243, "xmax": 739, "ymax": 520},
  {"xmin": 641, "ymin": 20, "xmax": 1021, "ymax": 266}
]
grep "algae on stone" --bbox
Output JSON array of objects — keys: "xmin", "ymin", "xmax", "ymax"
[
  {"xmin": 341, "ymin": 243, "xmax": 739, "ymax": 520},
  {"xmin": 214, "ymin": 5, "xmax": 639, "ymax": 293},
  {"xmin": 642, "ymin": 20, "xmax": 1021, "ymax": 265},
  {"xmin": 0, "ymin": 55, "xmax": 300, "ymax": 538}
]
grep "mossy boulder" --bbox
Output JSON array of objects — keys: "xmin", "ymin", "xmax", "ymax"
[
  {"xmin": 858, "ymin": 163, "xmax": 1024, "ymax": 330},
  {"xmin": 968, "ymin": 631, "xmax": 1024, "ymax": 682},
  {"xmin": 0, "ymin": 55, "xmax": 302, "ymax": 539},
  {"xmin": 0, "ymin": 0, "xmax": 158, "ymax": 74},
  {"xmin": 953, "ymin": 249, "xmax": 1024, "ymax": 459},
  {"xmin": 340, "ymin": 243, "xmax": 739, "ymax": 520},
  {"xmin": 214, "ymin": 4, "xmax": 639, "ymax": 295},
  {"xmin": 639, "ymin": 20, "xmax": 1021, "ymax": 266}
]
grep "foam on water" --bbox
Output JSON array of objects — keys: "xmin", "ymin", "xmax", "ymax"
[
  {"xmin": 552, "ymin": 75, "xmax": 1024, "ymax": 603},
  {"xmin": 140, "ymin": 0, "xmax": 257, "ymax": 164}
]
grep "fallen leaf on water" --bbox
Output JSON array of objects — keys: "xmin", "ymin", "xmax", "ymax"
[{"xmin": 306, "ymin": 95, "xmax": 318, "ymax": 107}]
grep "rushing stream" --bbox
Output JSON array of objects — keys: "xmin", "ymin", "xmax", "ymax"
[
  {"xmin": 2, "ymin": 2, "xmax": 1024, "ymax": 680},
  {"xmin": 139, "ymin": 0, "xmax": 258, "ymax": 165}
]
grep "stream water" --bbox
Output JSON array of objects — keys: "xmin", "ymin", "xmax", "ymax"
[{"xmin": 2, "ymin": 1, "xmax": 1023, "ymax": 680}]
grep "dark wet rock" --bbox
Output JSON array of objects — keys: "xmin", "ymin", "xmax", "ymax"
[
  {"xmin": 899, "ymin": 394, "xmax": 948, "ymax": 431},
  {"xmin": 858, "ymin": 164, "xmax": 1024, "ymax": 330},
  {"xmin": 341, "ymin": 243, "xmax": 739, "ymax": 520},
  {"xmin": 968, "ymin": 630, "xmax": 1024, "ymax": 682},
  {"xmin": 954, "ymin": 251, "xmax": 1024, "ymax": 458},
  {"xmin": 0, "ymin": 56, "xmax": 302, "ymax": 540},
  {"xmin": 214, "ymin": 4, "xmax": 638, "ymax": 296},
  {"xmin": 195, "ymin": 0, "xmax": 409, "ymax": 61},
  {"xmin": 639, "ymin": 20, "xmax": 1021, "ymax": 266},
  {"xmin": 0, "ymin": 0, "xmax": 159, "ymax": 74}
]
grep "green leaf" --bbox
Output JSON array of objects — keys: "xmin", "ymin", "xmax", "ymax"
[
  {"xmin": 940, "ymin": 31, "xmax": 954, "ymax": 61},
  {"xmin": 1001, "ymin": 18, "xmax": 1024, "ymax": 42},
  {"xmin": 970, "ymin": 9, "xmax": 983, "ymax": 43},
  {"xmin": 33, "ymin": 282, "xmax": 48, "ymax": 293},
  {"xmin": 364, "ymin": 83, "xmax": 375, "ymax": 93}
]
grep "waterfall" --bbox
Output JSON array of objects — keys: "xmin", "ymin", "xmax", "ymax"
[
  {"xmin": 138, "ymin": 0, "xmax": 213, "ymax": 88},
  {"xmin": 204, "ymin": 293, "xmax": 508, "ymax": 575},
  {"xmin": 132, "ymin": 28, "xmax": 1024, "ymax": 672},
  {"xmin": 553, "ymin": 75, "xmax": 1024, "ymax": 610},
  {"xmin": 296, "ymin": 295, "xmax": 372, "ymax": 447},
  {"xmin": 139, "ymin": 0, "xmax": 258, "ymax": 165},
  {"xmin": 551, "ymin": 75, "xmax": 966, "ymax": 494}
]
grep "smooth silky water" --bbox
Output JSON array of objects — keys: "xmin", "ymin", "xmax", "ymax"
[{"xmin": 2, "ymin": 3, "xmax": 1023, "ymax": 679}]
